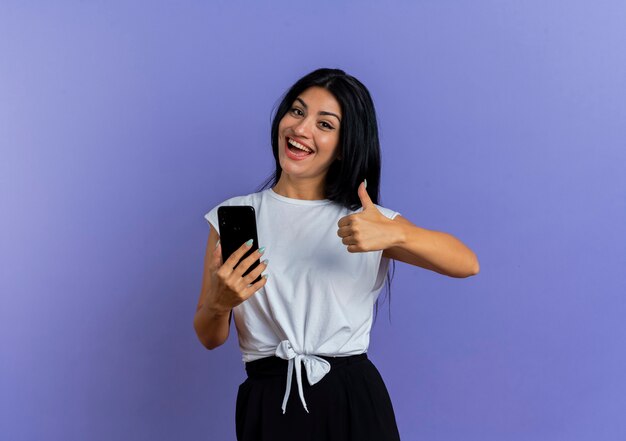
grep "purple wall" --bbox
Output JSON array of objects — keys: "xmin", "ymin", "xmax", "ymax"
[{"xmin": 2, "ymin": 1, "xmax": 625, "ymax": 440}]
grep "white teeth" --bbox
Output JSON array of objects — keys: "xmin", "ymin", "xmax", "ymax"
[{"xmin": 288, "ymin": 138, "xmax": 313, "ymax": 153}]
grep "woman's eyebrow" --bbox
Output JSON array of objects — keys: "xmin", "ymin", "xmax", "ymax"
[{"xmin": 295, "ymin": 97, "xmax": 342, "ymax": 123}]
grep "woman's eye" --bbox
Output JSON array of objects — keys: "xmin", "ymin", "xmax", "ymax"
[
  {"xmin": 290, "ymin": 107, "xmax": 303, "ymax": 116},
  {"xmin": 320, "ymin": 122, "xmax": 334, "ymax": 130}
]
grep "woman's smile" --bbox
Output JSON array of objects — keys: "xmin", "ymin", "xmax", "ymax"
[{"xmin": 285, "ymin": 136, "xmax": 315, "ymax": 160}]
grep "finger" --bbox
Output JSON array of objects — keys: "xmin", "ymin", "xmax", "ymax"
[
  {"xmin": 242, "ymin": 273, "xmax": 269, "ymax": 299},
  {"xmin": 337, "ymin": 215, "xmax": 353, "ymax": 228},
  {"xmin": 243, "ymin": 257, "xmax": 269, "ymax": 285},
  {"xmin": 223, "ymin": 238, "xmax": 255, "ymax": 271},
  {"xmin": 358, "ymin": 180, "xmax": 376, "ymax": 210},
  {"xmin": 234, "ymin": 246, "xmax": 266, "ymax": 277},
  {"xmin": 336, "ymin": 226, "xmax": 352, "ymax": 238},
  {"xmin": 341, "ymin": 235, "xmax": 357, "ymax": 247},
  {"xmin": 346, "ymin": 244, "xmax": 363, "ymax": 253}
]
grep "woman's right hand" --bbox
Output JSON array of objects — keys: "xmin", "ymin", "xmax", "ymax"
[{"xmin": 206, "ymin": 240, "xmax": 268, "ymax": 314}]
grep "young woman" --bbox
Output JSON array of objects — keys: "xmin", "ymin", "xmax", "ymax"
[{"xmin": 194, "ymin": 68, "xmax": 480, "ymax": 440}]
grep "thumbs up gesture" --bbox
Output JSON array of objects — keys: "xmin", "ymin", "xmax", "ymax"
[{"xmin": 337, "ymin": 180, "xmax": 396, "ymax": 253}]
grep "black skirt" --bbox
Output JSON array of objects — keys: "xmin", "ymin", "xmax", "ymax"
[{"xmin": 235, "ymin": 353, "xmax": 401, "ymax": 440}]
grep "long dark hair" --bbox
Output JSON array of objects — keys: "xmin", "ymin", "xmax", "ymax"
[{"xmin": 256, "ymin": 67, "xmax": 396, "ymax": 324}]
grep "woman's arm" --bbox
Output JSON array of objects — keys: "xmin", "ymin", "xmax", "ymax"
[
  {"xmin": 193, "ymin": 228, "xmax": 232, "ymax": 350},
  {"xmin": 194, "ymin": 227, "xmax": 268, "ymax": 349},
  {"xmin": 337, "ymin": 182, "xmax": 480, "ymax": 278},
  {"xmin": 382, "ymin": 215, "xmax": 480, "ymax": 278}
]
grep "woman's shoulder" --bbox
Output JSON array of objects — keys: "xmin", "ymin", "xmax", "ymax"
[
  {"xmin": 203, "ymin": 189, "xmax": 267, "ymax": 230},
  {"xmin": 349, "ymin": 203, "xmax": 401, "ymax": 220},
  {"xmin": 214, "ymin": 189, "xmax": 267, "ymax": 206},
  {"xmin": 373, "ymin": 203, "xmax": 401, "ymax": 220}
]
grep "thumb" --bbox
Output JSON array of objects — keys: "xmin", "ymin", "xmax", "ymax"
[{"xmin": 358, "ymin": 179, "xmax": 376, "ymax": 210}]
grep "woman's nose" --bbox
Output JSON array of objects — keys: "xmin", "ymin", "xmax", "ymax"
[{"xmin": 293, "ymin": 117, "xmax": 313, "ymax": 136}]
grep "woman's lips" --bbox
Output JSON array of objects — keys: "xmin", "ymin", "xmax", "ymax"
[{"xmin": 284, "ymin": 137, "xmax": 313, "ymax": 161}]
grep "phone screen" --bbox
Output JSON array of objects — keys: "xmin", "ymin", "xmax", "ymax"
[{"xmin": 217, "ymin": 206, "xmax": 262, "ymax": 284}]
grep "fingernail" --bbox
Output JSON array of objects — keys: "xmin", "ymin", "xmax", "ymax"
[
  {"xmin": 364, "ymin": 179, "xmax": 367, "ymax": 189},
  {"xmin": 262, "ymin": 259, "xmax": 269, "ymax": 265},
  {"xmin": 263, "ymin": 274, "xmax": 269, "ymax": 279},
  {"xmin": 215, "ymin": 239, "xmax": 220, "ymax": 249},
  {"xmin": 258, "ymin": 246, "xmax": 266, "ymax": 254},
  {"xmin": 245, "ymin": 239, "xmax": 253, "ymax": 247}
]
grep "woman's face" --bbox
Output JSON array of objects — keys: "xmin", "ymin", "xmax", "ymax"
[{"xmin": 277, "ymin": 86, "xmax": 342, "ymax": 180}]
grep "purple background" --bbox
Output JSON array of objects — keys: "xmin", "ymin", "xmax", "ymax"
[{"xmin": 2, "ymin": 1, "xmax": 625, "ymax": 440}]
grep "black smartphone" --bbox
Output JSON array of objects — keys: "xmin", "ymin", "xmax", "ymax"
[{"xmin": 217, "ymin": 205, "xmax": 262, "ymax": 284}]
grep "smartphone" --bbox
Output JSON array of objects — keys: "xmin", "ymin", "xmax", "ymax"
[{"xmin": 217, "ymin": 205, "xmax": 262, "ymax": 284}]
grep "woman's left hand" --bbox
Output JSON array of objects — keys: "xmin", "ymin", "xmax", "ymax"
[{"xmin": 337, "ymin": 181, "xmax": 399, "ymax": 253}]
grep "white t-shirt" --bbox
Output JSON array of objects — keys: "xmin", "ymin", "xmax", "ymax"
[{"xmin": 204, "ymin": 187, "xmax": 401, "ymax": 413}]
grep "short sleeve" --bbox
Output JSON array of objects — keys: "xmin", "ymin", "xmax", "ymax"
[
  {"xmin": 371, "ymin": 204, "xmax": 400, "ymax": 292},
  {"xmin": 373, "ymin": 253, "xmax": 391, "ymax": 292},
  {"xmin": 374, "ymin": 204, "xmax": 401, "ymax": 220},
  {"xmin": 203, "ymin": 205, "xmax": 220, "ymax": 236}
]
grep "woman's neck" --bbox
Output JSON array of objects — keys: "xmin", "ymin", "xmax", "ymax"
[{"xmin": 272, "ymin": 176, "xmax": 326, "ymax": 201}]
